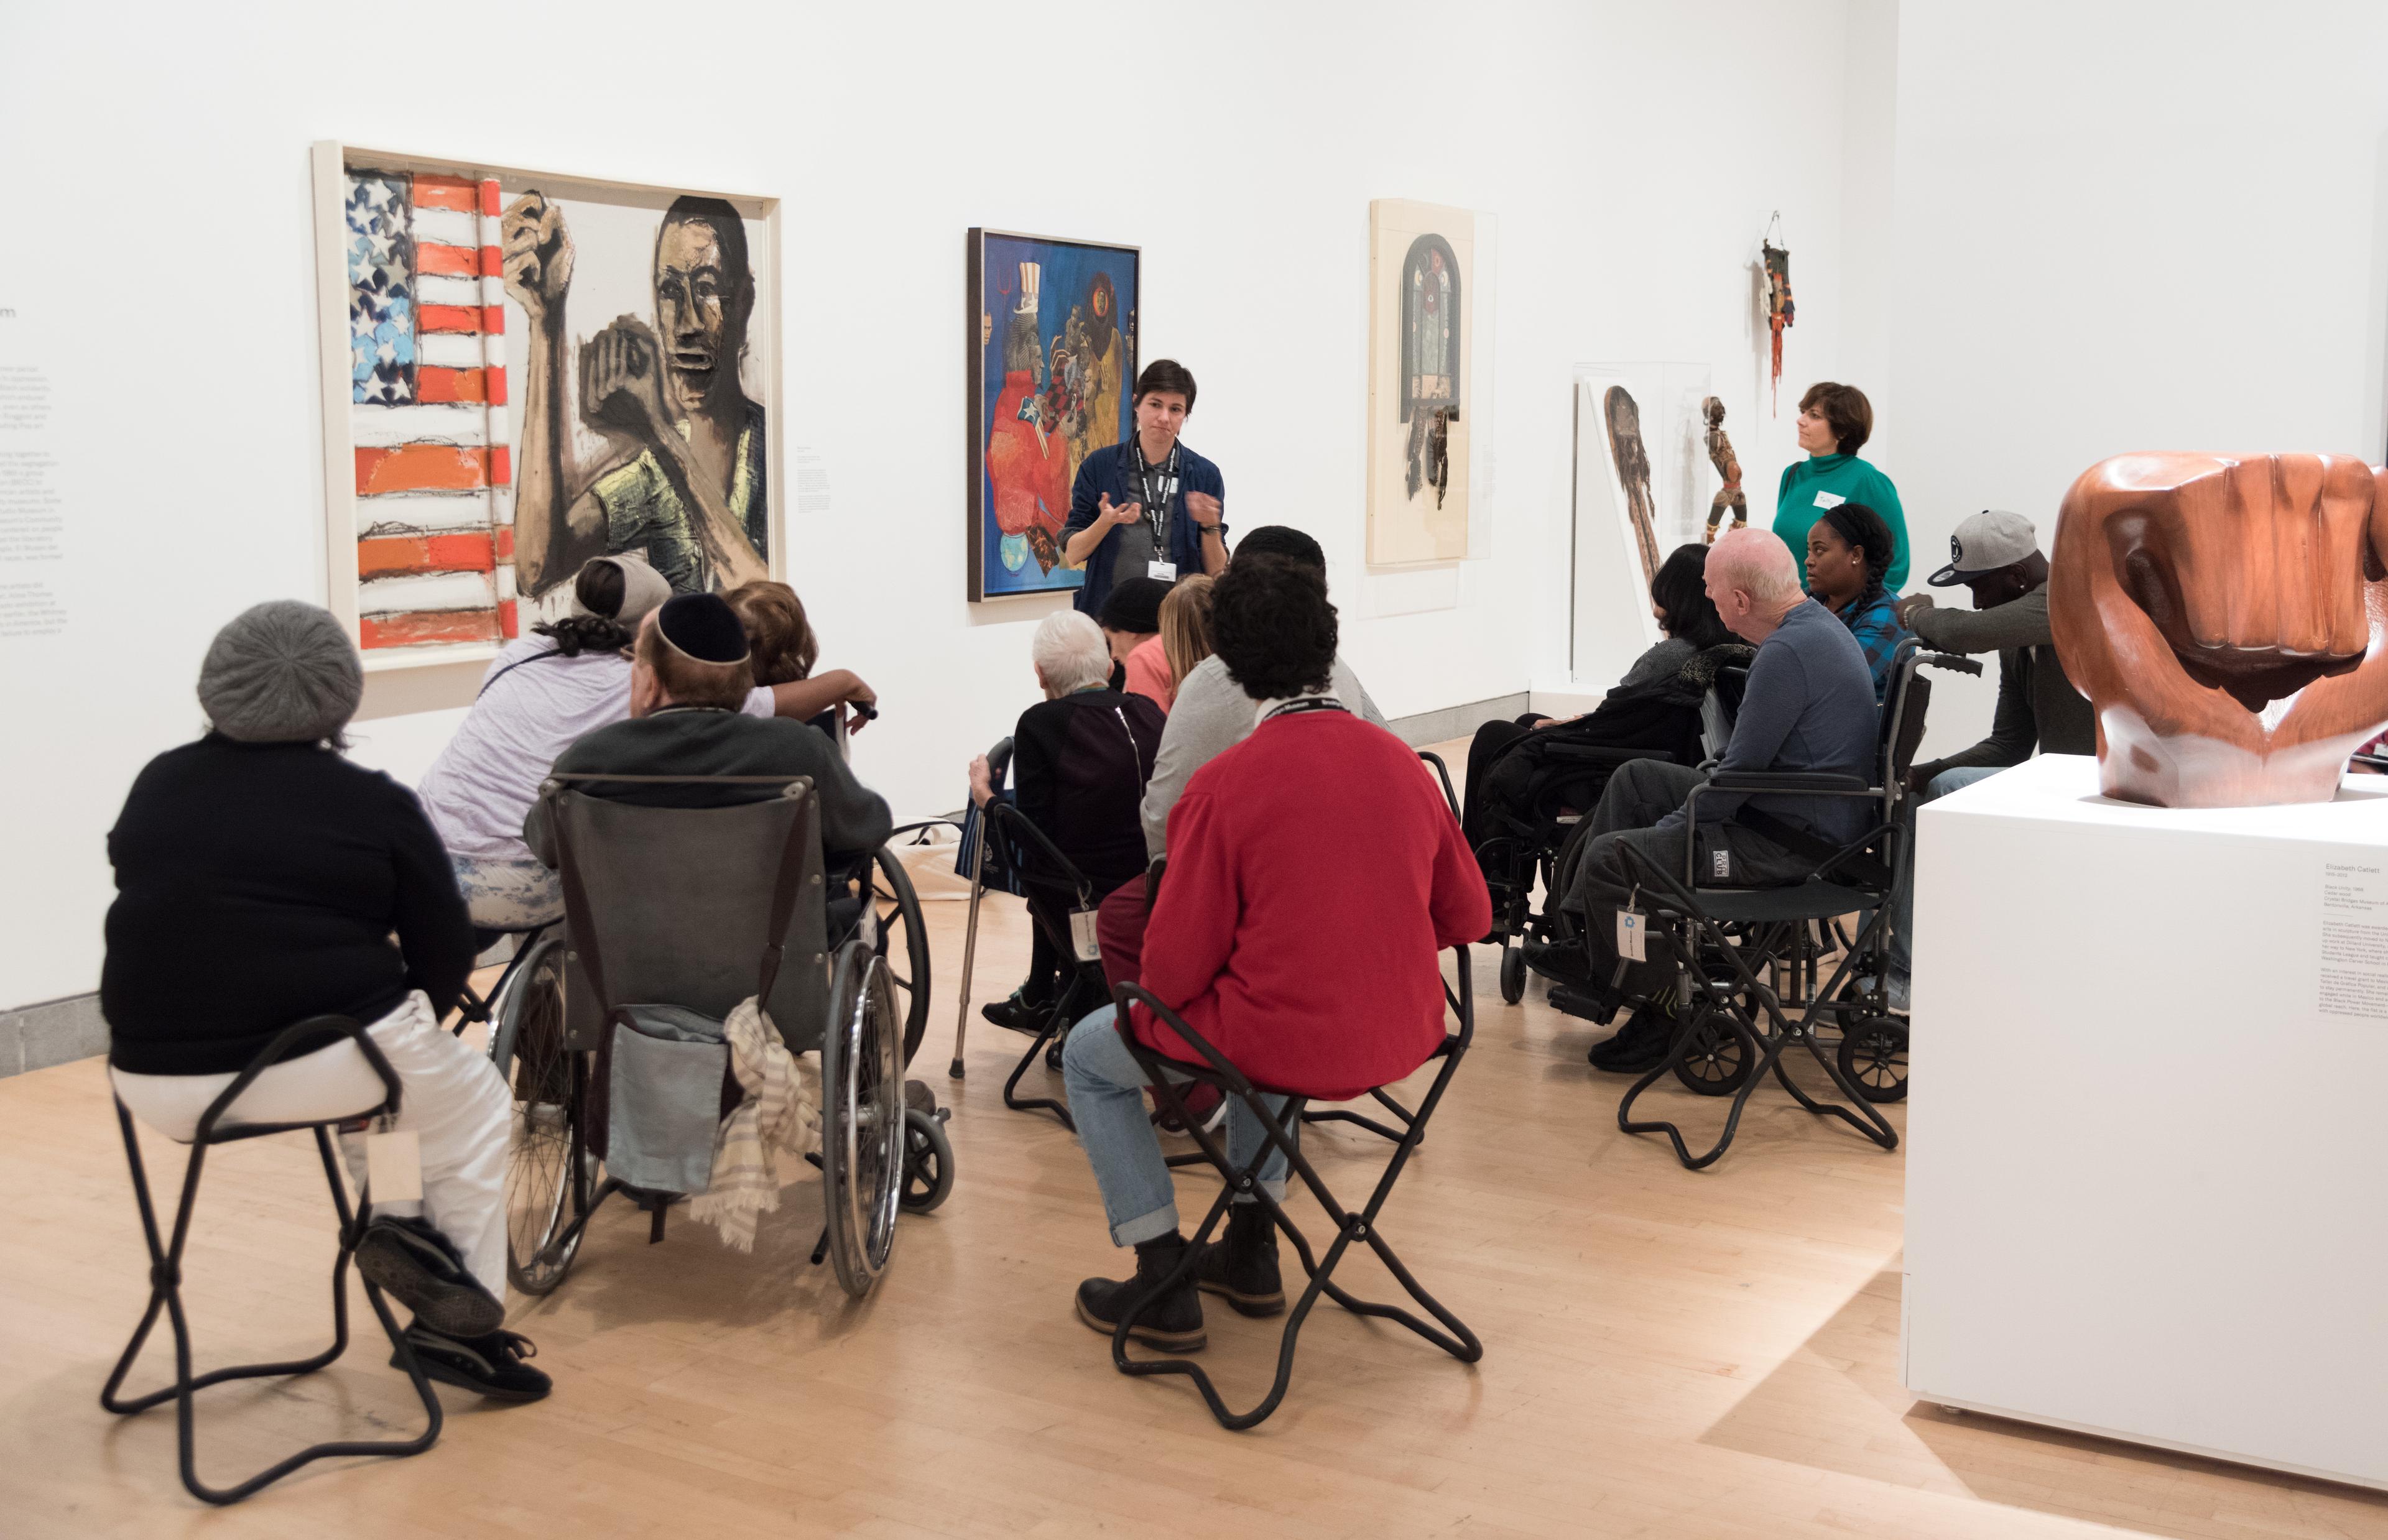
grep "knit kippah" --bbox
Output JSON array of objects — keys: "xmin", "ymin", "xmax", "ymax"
[
  {"xmin": 197, "ymin": 601, "xmax": 364, "ymax": 743},
  {"xmin": 655, "ymin": 592, "xmax": 751, "ymax": 665}
]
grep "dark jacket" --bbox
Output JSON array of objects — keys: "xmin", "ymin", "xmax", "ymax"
[
  {"xmin": 524, "ymin": 708, "xmax": 894, "ymax": 867},
  {"xmin": 1062, "ymin": 440, "xmax": 1225, "ymax": 618},
  {"xmin": 102, "ymin": 737, "xmax": 474, "ymax": 1076},
  {"xmin": 1012, "ymin": 688, "xmax": 1166, "ymax": 895},
  {"xmin": 1908, "ymin": 587, "xmax": 2094, "ymax": 783}
]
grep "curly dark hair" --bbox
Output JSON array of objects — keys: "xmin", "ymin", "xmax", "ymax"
[
  {"xmin": 1211, "ymin": 555, "xmax": 1337, "ymax": 702},
  {"xmin": 1649, "ymin": 544, "xmax": 1733, "ymax": 650},
  {"xmin": 532, "ymin": 558, "xmax": 636, "ymax": 656}
]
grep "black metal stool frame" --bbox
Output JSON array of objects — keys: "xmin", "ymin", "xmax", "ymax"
[
  {"xmin": 101, "ymin": 1015, "xmax": 442, "ymax": 1505},
  {"xmin": 1104, "ymin": 950, "xmax": 1483, "ymax": 1431}
]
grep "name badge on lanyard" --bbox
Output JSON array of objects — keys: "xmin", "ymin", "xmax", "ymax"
[{"xmin": 1147, "ymin": 560, "xmax": 1177, "ymax": 581}]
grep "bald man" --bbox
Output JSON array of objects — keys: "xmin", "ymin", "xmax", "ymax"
[{"xmin": 1548, "ymin": 529, "xmax": 1878, "ymax": 1067}]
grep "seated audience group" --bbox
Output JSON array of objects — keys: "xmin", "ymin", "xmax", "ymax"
[{"xmin": 100, "ymin": 366, "xmax": 2120, "ymax": 1384}]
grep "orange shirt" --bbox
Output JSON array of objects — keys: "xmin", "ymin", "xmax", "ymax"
[{"xmin": 1122, "ymin": 634, "xmax": 1175, "ymax": 713}]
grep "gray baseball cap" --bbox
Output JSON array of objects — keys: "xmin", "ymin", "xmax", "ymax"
[{"xmin": 1928, "ymin": 510, "xmax": 2039, "ymax": 586}]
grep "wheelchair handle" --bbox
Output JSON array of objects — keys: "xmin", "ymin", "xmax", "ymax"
[{"xmin": 1918, "ymin": 651, "xmax": 1984, "ymax": 677}]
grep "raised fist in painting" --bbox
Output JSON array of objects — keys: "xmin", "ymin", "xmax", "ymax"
[
  {"xmin": 500, "ymin": 191, "xmax": 574, "ymax": 321},
  {"xmin": 580, "ymin": 315, "xmax": 669, "ymax": 446}
]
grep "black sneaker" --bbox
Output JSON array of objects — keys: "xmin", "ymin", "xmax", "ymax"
[
  {"xmin": 1075, "ymin": 1233, "xmax": 1205, "ymax": 1351},
  {"xmin": 1521, "ymin": 935, "xmax": 1592, "ymax": 985},
  {"xmin": 1195, "ymin": 1202, "xmax": 1284, "ymax": 1317},
  {"xmin": 353, "ymin": 1215, "xmax": 504, "ymax": 1339},
  {"xmin": 1588, "ymin": 1012, "xmax": 1672, "ymax": 1074},
  {"xmin": 392, "ymin": 1326, "xmax": 550, "ymax": 1403},
  {"xmin": 980, "ymin": 989, "xmax": 1052, "ymax": 1035}
]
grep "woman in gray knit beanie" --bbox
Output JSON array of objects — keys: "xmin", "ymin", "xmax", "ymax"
[{"xmin": 197, "ymin": 601, "xmax": 364, "ymax": 745}]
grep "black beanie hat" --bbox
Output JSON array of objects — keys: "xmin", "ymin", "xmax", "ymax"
[
  {"xmin": 655, "ymin": 592, "xmax": 752, "ymax": 665},
  {"xmin": 1099, "ymin": 576, "xmax": 1171, "ymax": 635}
]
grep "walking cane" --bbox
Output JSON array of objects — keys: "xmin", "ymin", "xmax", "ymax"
[{"xmin": 950, "ymin": 803, "xmax": 988, "ymax": 1080}]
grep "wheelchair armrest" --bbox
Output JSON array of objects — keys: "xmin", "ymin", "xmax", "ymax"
[{"xmin": 1704, "ymin": 771, "xmax": 1870, "ymax": 793}]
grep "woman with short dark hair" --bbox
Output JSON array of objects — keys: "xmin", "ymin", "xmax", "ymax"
[
  {"xmin": 1460, "ymin": 544, "xmax": 1742, "ymax": 844},
  {"xmin": 1776, "ymin": 381, "xmax": 1911, "ymax": 590},
  {"xmin": 1804, "ymin": 501, "xmax": 1908, "ymax": 703}
]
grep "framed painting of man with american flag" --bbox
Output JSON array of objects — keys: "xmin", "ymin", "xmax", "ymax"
[{"xmin": 309, "ymin": 142, "xmax": 782, "ymax": 670}]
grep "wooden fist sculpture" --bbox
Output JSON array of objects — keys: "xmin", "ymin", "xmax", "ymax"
[{"xmin": 2048, "ymin": 453, "xmax": 2388, "ymax": 807}]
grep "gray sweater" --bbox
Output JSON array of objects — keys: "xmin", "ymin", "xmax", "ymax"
[
  {"xmin": 1907, "ymin": 587, "xmax": 2094, "ymax": 782},
  {"xmin": 1657, "ymin": 599, "xmax": 1877, "ymax": 846},
  {"xmin": 1140, "ymin": 653, "xmax": 1384, "ymax": 858}
]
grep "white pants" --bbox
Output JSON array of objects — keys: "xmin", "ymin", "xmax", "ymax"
[{"xmin": 111, "ymin": 991, "xmax": 513, "ymax": 1302}]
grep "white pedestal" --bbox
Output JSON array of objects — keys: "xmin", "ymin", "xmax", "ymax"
[{"xmin": 1904, "ymin": 754, "xmax": 2388, "ymax": 1491}]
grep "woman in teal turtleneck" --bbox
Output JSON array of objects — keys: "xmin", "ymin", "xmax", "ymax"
[{"xmin": 1774, "ymin": 381, "xmax": 1910, "ymax": 591}]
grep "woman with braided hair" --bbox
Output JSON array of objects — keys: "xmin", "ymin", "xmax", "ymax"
[{"xmin": 1803, "ymin": 500, "xmax": 1908, "ymax": 704}]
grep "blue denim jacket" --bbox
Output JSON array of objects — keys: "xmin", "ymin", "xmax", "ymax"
[{"xmin": 1061, "ymin": 441, "xmax": 1226, "ymax": 617}]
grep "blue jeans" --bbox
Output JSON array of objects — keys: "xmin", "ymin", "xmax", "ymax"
[
  {"xmin": 1887, "ymin": 765, "xmax": 2006, "ymax": 997},
  {"xmin": 1060, "ymin": 1005, "xmax": 1289, "ymax": 1247}
]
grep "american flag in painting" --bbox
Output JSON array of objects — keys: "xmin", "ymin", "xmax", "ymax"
[{"xmin": 346, "ymin": 168, "xmax": 516, "ymax": 650}]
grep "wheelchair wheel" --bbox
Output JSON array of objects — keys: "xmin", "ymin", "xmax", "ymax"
[
  {"xmin": 1838, "ymin": 1017, "xmax": 1909, "ymax": 1103},
  {"xmin": 486, "ymin": 935, "xmax": 586, "ymax": 1294},
  {"xmin": 1670, "ymin": 1010, "xmax": 1755, "ymax": 1097},
  {"xmin": 870, "ymin": 846, "xmax": 932, "ymax": 1066},
  {"xmin": 1499, "ymin": 945, "xmax": 1526, "ymax": 1005},
  {"xmin": 899, "ymin": 1107, "xmax": 954, "ymax": 1214},
  {"xmin": 821, "ymin": 943, "xmax": 906, "ymax": 1298}
]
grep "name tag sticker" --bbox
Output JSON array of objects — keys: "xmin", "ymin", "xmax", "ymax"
[
  {"xmin": 1616, "ymin": 907, "xmax": 1647, "ymax": 962},
  {"xmin": 1813, "ymin": 491, "xmax": 1846, "ymax": 509},
  {"xmin": 365, "ymin": 1128, "xmax": 423, "ymax": 1204},
  {"xmin": 1147, "ymin": 561, "xmax": 1178, "ymax": 582},
  {"xmin": 1070, "ymin": 908, "xmax": 1103, "ymax": 963}
]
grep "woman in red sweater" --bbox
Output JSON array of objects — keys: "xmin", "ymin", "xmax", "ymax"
[{"xmin": 1061, "ymin": 556, "xmax": 1490, "ymax": 1350}]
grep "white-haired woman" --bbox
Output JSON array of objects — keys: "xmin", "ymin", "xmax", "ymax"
[{"xmin": 968, "ymin": 610, "xmax": 1166, "ymax": 1033}]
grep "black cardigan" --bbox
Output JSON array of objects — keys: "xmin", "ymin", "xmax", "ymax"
[
  {"xmin": 101, "ymin": 736, "xmax": 475, "ymax": 1076},
  {"xmin": 1012, "ymin": 688, "xmax": 1165, "ymax": 895}
]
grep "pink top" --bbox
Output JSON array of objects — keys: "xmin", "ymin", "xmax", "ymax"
[{"xmin": 1122, "ymin": 635, "xmax": 1175, "ymax": 714}]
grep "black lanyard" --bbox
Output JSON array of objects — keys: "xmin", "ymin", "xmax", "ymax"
[
  {"xmin": 1128, "ymin": 437, "xmax": 1179, "ymax": 546},
  {"xmin": 1262, "ymin": 696, "xmax": 1348, "ymax": 723}
]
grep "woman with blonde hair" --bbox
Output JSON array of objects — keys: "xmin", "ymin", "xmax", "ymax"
[{"xmin": 1159, "ymin": 573, "xmax": 1215, "ymax": 689}]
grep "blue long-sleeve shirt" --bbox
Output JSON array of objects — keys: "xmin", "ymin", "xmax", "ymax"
[
  {"xmin": 1061, "ymin": 440, "xmax": 1225, "ymax": 618},
  {"xmin": 1658, "ymin": 599, "xmax": 1878, "ymax": 846}
]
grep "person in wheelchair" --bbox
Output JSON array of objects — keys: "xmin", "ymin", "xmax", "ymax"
[
  {"xmin": 1549, "ymin": 529, "xmax": 1878, "ymax": 1072},
  {"xmin": 102, "ymin": 602, "xmax": 550, "ymax": 1403},
  {"xmin": 522, "ymin": 593, "xmax": 892, "ymax": 873},
  {"xmin": 1463, "ymin": 543, "xmax": 1747, "ymax": 855},
  {"xmin": 419, "ymin": 556, "xmax": 877, "ymax": 934},
  {"xmin": 968, "ymin": 609, "xmax": 1166, "ymax": 1033},
  {"xmin": 1058, "ymin": 555, "xmax": 1491, "ymax": 1350}
]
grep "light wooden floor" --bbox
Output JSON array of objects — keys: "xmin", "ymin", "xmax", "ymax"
[{"xmin": 4, "ymin": 743, "xmax": 2383, "ymax": 1538}]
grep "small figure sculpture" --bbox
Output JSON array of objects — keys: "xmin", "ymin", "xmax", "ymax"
[
  {"xmin": 2047, "ymin": 452, "xmax": 2388, "ymax": 807},
  {"xmin": 1702, "ymin": 395, "xmax": 1746, "ymax": 543},
  {"xmin": 1604, "ymin": 386, "xmax": 1660, "ymax": 589}
]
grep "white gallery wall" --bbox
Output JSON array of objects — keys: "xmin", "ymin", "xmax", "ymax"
[
  {"xmin": 1888, "ymin": 1, "xmax": 2388, "ymax": 747},
  {"xmin": 0, "ymin": 1, "xmax": 1883, "ymax": 1012}
]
